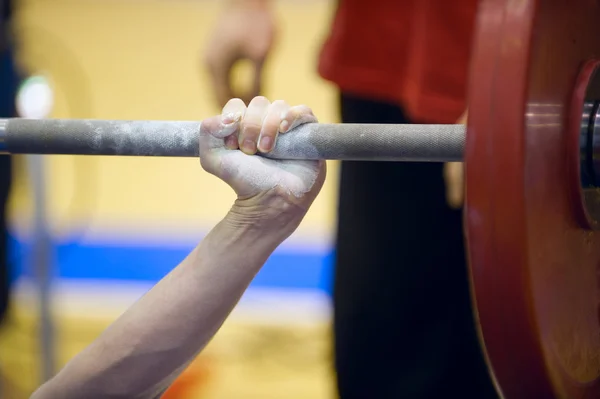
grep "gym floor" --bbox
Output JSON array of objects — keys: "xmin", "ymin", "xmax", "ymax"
[{"xmin": 0, "ymin": 0, "xmax": 340, "ymax": 397}]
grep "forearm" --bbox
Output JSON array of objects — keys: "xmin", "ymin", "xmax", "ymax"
[{"xmin": 32, "ymin": 204, "xmax": 300, "ymax": 399}]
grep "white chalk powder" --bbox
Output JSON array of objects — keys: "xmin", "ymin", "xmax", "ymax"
[
  {"xmin": 219, "ymin": 150, "xmax": 320, "ymax": 198},
  {"xmin": 200, "ymin": 116, "xmax": 320, "ymax": 198}
]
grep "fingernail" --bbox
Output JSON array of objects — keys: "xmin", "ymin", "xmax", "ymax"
[
  {"xmin": 280, "ymin": 120, "xmax": 289, "ymax": 132},
  {"xmin": 218, "ymin": 122, "xmax": 238, "ymax": 138},
  {"xmin": 259, "ymin": 136, "xmax": 273, "ymax": 152},
  {"xmin": 242, "ymin": 139, "xmax": 256, "ymax": 154},
  {"xmin": 221, "ymin": 111, "xmax": 242, "ymax": 125}
]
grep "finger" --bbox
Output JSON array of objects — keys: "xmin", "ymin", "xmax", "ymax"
[
  {"xmin": 258, "ymin": 100, "xmax": 290, "ymax": 153},
  {"xmin": 280, "ymin": 105, "xmax": 318, "ymax": 133},
  {"xmin": 198, "ymin": 116, "xmax": 222, "ymax": 173},
  {"xmin": 235, "ymin": 59, "xmax": 264, "ymax": 105},
  {"xmin": 206, "ymin": 55, "xmax": 238, "ymax": 109},
  {"xmin": 457, "ymin": 110, "xmax": 469, "ymax": 125},
  {"xmin": 224, "ymin": 133, "xmax": 239, "ymax": 150},
  {"xmin": 214, "ymin": 98, "xmax": 247, "ymax": 139},
  {"xmin": 230, "ymin": 58, "xmax": 262, "ymax": 106},
  {"xmin": 444, "ymin": 162, "xmax": 464, "ymax": 209},
  {"xmin": 249, "ymin": 59, "xmax": 264, "ymax": 101},
  {"xmin": 239, "ymin": 96, "xmax": 270, "ymax": 154},
  {"xmin": 199, "ymin": 119, "xmax": 239, "ymax": 176}
]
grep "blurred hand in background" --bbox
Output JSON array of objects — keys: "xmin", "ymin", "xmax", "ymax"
[
  {"xmin": 204, "ymin": 0, "xmax": 276, "ymax": 108},
  {"xmin": 444, "ymin": 111, "xmax": 467, "ymax": 209}
]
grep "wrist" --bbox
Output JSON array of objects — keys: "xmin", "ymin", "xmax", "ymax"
[
  {"xmin": 226, "ymin": 192, "xmax": 306, "ymax": 237},
  {"xmin": 198, "ymin": 207, "xmax": 297, "ymax": 276}
]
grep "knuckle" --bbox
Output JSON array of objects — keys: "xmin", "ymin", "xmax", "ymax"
[
  {"xmin": 289, "ymin": 108, "xmax": 303, "ymax": 117},
  {"xmin": 241, "ymin": 122, "xmax": 262, "ymax": 137},
  {"xmin": 262, "ymin": 126, "xmax": 278, "ymax": 136},
  {"xmin": 296, "ymin": 105, "xmax": 313, "ymax": 115}
]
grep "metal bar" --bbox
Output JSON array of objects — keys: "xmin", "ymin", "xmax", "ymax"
[{"xmin": 0, "ymin": 118, "xmax": 466, "ymax": 162}]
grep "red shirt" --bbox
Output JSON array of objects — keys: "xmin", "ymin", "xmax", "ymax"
[{"xmin": 318, "ymin": 0, "xmax": 479, "ymax": 124}]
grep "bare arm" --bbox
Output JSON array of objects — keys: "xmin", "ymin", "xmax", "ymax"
[
  {"xmin": 31, "ymin": 203, "xmax": 302, "ymax": 399},
  {"xmin": 30, "ymin": 97, "xmax": 326, "ymax": 399}
]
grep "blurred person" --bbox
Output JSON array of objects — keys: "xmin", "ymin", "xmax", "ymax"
[
  {"xmin": 0, "ymin": 0, "xmax": 19, "ymax": 328},
  {"xmin": 31, "ymin": 97, "xmax": 326, "ymax": 399},
  {"xmin": 204, "ymin": 1, "xmax": 498, "ymax": 398}
]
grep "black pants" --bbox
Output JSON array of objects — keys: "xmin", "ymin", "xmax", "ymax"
[
  {"xmin": 0, "ymin": 47, "xmax": 17, "ymax": 327},
  {"xmin": 333, "ymin": 93, "xmax": 498, "ymax": 399}
]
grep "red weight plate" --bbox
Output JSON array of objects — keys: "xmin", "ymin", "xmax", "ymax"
[{"xmin": 466, "ymin": 0, "xmax": 600, "ymax": 398}]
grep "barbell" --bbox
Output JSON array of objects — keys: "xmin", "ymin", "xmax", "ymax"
[
  {"xmin": 0, "ymin": 119, "xmax": 466, "ymax": 161},
  {"xmin": 1, "ymin": 0, "xmax": 599, "ymax": 397}
]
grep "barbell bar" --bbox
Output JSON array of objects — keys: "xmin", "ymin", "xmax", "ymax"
[
  {"xmin": 0, "ymin": 118, "xmax": 466, "ymax": 162},
  {"xmin": 1, "ymin": 101, "xmax": 599, "ymax": 180}
]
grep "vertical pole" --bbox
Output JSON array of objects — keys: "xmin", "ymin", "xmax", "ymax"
[
  {"xmin": 17, "ymin": 75, "xmax": 56, "ymax": 382},
  {"xmin": 27, "ymin": 153, "xmax": 55, "ymax": 382}
]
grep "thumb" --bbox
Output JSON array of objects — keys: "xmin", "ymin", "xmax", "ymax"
[
  {"xmin": 444, "ymin": 162, "xmax": 464, "ymax": 209},
  {"xmin": 199, "ymin": 116, "xmax": 237, "ymax": 175}
]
